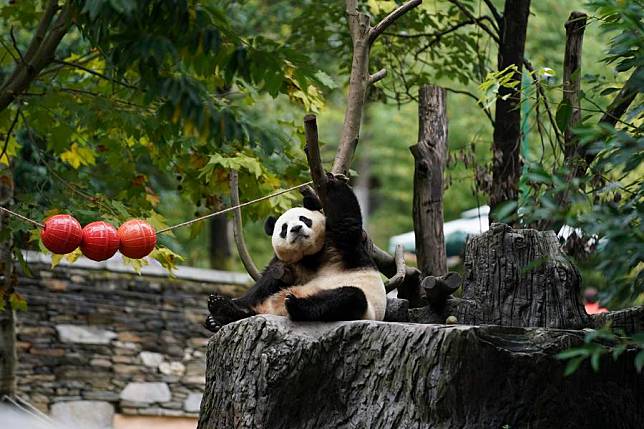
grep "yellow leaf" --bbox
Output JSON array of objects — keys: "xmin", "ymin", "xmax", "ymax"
[
  {"xmin": 65, "ymin": 248, "xmax": 83, "ymax": 263},
  {"xmin": 60, "ymin": 143, "xmax": 96, "ymax": 169},
  {"xmin": 51, "ymin": 254, "xmax": 64, "ymax": 269},
  {"xmin": 122, "ymin": 255, "xmax": 149, "ymax": 275}
]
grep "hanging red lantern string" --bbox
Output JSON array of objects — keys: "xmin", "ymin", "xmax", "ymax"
[{"xmin": 0, "ymin": 180, "xmax": 313, "ymax": 260}]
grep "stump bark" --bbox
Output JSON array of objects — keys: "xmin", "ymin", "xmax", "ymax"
[
  {"xmin": 456, "ymin": 223, "xmax": 590, "ymax": 329},
  {"xmin": 198, "ymin": 316, "xmax": 643, "ymax": 429}
]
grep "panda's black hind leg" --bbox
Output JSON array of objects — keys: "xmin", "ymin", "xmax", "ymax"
[
  {"xmin": 285, "ymin": 286, "xmax": 367, "ymax": 321},
  {"xmin": 205, "ymin": 294, "xmax": 255, "ymax": 332}
]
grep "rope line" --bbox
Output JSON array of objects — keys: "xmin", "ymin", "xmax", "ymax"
[
  {"xmin": 0, "ymin": 181, "xmax": 313, "ymax": 233},
  {"xmin": 0, "ymin": 206, "xmax": 45, "ymax": 228},
  {"xmin": 156, "ymin": 180, "xmax": 313, "ymax": 234}
]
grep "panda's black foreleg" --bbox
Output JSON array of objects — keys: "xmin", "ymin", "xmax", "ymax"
[
  {"xmin": 285, "ymin": 287, "xmax": 368, "ymax": 321},
  {"xmin": 323, "ymin": 175, "xmax": 364, "ymax": 249}
]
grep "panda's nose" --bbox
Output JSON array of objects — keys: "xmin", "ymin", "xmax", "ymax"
[{"xmin": 291, "ymin": 225, "xmax": 303, "ymax": 234}]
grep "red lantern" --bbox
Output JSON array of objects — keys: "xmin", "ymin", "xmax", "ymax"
[
  {"xmin": 118, "ymin": 219, "xmax": 157, "ymax": 259},
  {"xmin": 80, "ymin": 221, "xmax": 120, "ymax": 261},
  {"xmin": 41, "ymin": 214, "xmax": 83, "ymax": 254}
]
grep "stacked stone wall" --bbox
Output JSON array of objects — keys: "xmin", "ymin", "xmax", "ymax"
[{"xmin": 14, "ymin": 252, "xmax": 249, "ymax": 422}]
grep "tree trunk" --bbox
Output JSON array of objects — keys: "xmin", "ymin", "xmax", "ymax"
[
  {"xmin": 209, "ymin": 215, "xmax": 232, "ymax": 270},
  {"xmin": 198, "ymin": 316, "xmax": 643, "ymax": 429},
  {"xmin": 0, "ymin": 167, "xmax": 16, "ymax": 399},
  {"xmin": 410, "ymin": 85, "xmax": 448, "ymax": 277},
  {"xmin": 490, "ymin": 0, "xmax": 531, "ymax": 220},
  {"xmin": 456, "ymin": 223, "xmax": 590, "ymax": 329}
]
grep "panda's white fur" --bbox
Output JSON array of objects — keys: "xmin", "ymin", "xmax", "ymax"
[{"xmin": 261, "ymin": 207, "xmax": 386, "ymax": 321}]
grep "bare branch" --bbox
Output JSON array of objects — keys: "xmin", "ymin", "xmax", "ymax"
[
  {"xmin": 368, "ymin": 68, "xmax": 387, "ymax": 86},
  {"xmin": 482, "ymin": 0, "xmax": 503, "ymax": 29},
  {"xmin": 369, "ymin": 0, "xmax": 423, "ymax": 45},
  {"xmin": 9, "ymin": 28, "xmax": 25, "ymax": 66},
  {"xmin": 413, "ymin": 18, "xmax": 491, "ymax": 57},
  {"xmin": 447, "ymin": 0, "xmax": 499, "ymax": 43},
  {"xmin": 230, "ymin": 171, "xmax": 261, "ymax": 281},
  {"xmin": 385, "ymin": 244, "xmax": 406, "ymax": 292},
  {"xmin": 303, "ymin": 114, "xmax": 328, "ymax": 205},
  {"xmin": 0, "ymin": 109, "xmax": 20, "ymax": 162},
  {"xmin": 524, "ymin": 59, "xmax": 563, "ymax": 146},
  {"xmin": 53, "ymin": 60, "xmax": 138, "ymax": 89},
  {"xmin": 444, "ymin": 86, "xmax": 494, "ymax": 126}
]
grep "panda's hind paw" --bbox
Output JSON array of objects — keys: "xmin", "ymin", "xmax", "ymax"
[
  {"xmin": 203, "ymin": 315, "xmax": 222, "ymax": 333},
  {"xmin": 285, "ymin": 294, "xmax": 309, "ymax": 321}
]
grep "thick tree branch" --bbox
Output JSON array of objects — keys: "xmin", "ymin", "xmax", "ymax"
[
  {"xmin": 303, "ymin": 114, "xmax": 328, "ymax": 204},
  {"xmin": 334, "ymin": 0, "xmax": 421, "ymax": 176},
  {"xmin": 0, "ymin": 1, "xmax": 71, "ymax": 112},
  {"xmin": 229, "ymin": 171, "xmax": 261, "ymax": 281},
  {"xmin": 368, "ymin": 0, "xmax": 423, "ymax": 45},
  {"xmin": 385, "ymin": 244, "xmax": 406, "ymax": 292},
  {"xmin": 22, "ymin": 0, "xmax": 60, "ymax": 65},
  {"xmin": 368, "ymin": 68, "xmax": 387, "ymax": 86}
]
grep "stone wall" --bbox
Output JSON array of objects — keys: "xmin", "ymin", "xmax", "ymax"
[{"xmin": 14, "ymin": 251, "xmax": 250, "ymax": 426}]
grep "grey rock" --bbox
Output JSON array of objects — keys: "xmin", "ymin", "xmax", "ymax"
[
  {"xmin": 183, "ymin": 392, "xmax": 203, "ymax": 412},
  {"xmin": 198, "ymin": 315, "xmax": 644, "ymax": 429},
  {"xmin": 119, "ymin": 382, "xmax": 171, "ymax": 403},
  {"xmin": 139, "ymin": 351, "xmax": 164, "ymax": 368},
  {"xmin": 159, "ymin": 361, "xmax": 185, "ymax": 376},
  {"xmin": 50, "ymin": 400, "xmax": 114, "ymax": 429},
  {"xmin": 55, "ymin": 325, "xmax": 117, "ymax": 345}
]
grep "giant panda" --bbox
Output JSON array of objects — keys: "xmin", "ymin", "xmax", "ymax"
[{"xmin": 205, "ymin": 174, "xmax": 386, "ymax": 332}]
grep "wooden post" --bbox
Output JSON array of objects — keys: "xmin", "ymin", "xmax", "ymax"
[
  {"xmin": 562, "ymin": 12, "xmax": 587, "ymax": 163},
  {"xmin": 410, "ymin": 85, "xmax": 448, "ymax": 277},
  {"xmin": 490, "ymin": 0, "xmax": 531, "ymax": 221}
]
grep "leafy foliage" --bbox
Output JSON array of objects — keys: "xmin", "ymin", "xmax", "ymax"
[
  {"xmin": 557, "ymin": 325, "xmax": 644, "ymax": 375},
  {"xmin": 1, "ymin": 0, "xmax": 331, "ymax": 279}
]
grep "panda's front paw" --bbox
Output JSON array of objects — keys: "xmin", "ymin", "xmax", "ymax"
[{"xmin": 326, "ymin": 173, "xmax": 350, "ymax": 189}]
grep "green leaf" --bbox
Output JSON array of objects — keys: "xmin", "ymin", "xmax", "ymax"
[
  {"xmin": 555, "ymin": 99, "xmax": 573, "ymax": 132},
  {"xmin": 491, "ymin": 200, "xmax": 517, "ymax": 223},
  {"xmin": 564, "ymin": 356, "xmax": 585, "ymax": 376},
  {"xmin": 635, "ymin": 350, "xmax": 644, "ymax": 373},
  {"xmin": 9, "ymin": 292, "xmax": 28, "ymax": 312},
  {"xmin": 556, "ymin": 348, "xmax": 589, "ymax": 360},
  {"xmin": 13, "ymin": 248, "xmax": 33, "ymax": 278},
  {"xmin": 590, "ymin": 352, "xmax": 601, "ymax": 372},
  {"xmin": 612, "ymin": 344, "xmax": 627, "ymax": 360}
]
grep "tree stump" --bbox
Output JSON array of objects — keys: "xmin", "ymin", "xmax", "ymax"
[
  {"xmin": 197, "ymin": 316, "xmax": 643, "ymax": 429},
  {"xmin": 456, "ymin": 223, "xmax": 590, "ymax": 329}
]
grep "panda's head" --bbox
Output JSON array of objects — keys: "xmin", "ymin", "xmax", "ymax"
[{"xmin": 264, "ymin": 196, "xmax": 325, "ymax": 263}]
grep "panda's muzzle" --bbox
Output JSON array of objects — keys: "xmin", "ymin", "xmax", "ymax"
[{"xmin": 289, "ymin": 225, "xmax": 309, "ymax": 243}]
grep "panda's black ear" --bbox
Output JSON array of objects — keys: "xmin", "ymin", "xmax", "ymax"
[{"xmin": 264, "ymin": 216, "xmax": 277, "ymax": 235}]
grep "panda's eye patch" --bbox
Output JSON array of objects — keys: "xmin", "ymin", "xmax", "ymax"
[
  {"xmin": 299, "ymin": 216, "xmax": 313, "ymax": 228},
  {"xmin": 280, "ymin": 223, "xmax": 288, "ymax": 239}
]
